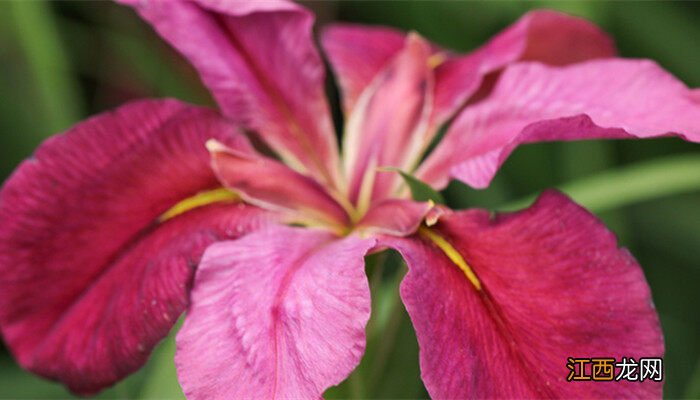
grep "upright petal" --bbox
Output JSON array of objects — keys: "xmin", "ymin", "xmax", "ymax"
[
  {"xmin": 0, "ymin": 99, "xmax": 272, "ymax": 394},
  {"xmin": 432, "ymin": 9, "xmax": 615, "ymax": 125},
  {"xmin": 208, "ymin": 141, "xmax": 350, "ymax": 231},
  {"xmin": 322, "ymin": 11, "xmax": 614, "ymax": 129},
  {"xmin": 419, "ymin": 59, "xmax": 700, "ymax": 189},
  {"xmin": 321, "ymin": 24, "xmax": 406, "ymax": 114},
  {"xmin": 384, "ymin": 191, "xmax": 663, "ymax": 398},
  {"xmin": 176, "ymin": 226, "xmax": 375, "ymax": 399},
  {"xmin": 343, "ymin": 34, "xmax": 433, "ymax": 206},
  {"xmin": 120, "ymin": 0, "xmax": 340, "ymax": 188}
]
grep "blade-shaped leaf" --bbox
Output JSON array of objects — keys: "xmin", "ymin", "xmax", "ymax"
[{"xmin": 381, "ymin": 167, "xmax": 445, "ymax": 204}]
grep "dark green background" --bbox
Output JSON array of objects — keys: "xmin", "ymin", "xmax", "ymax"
[{"xmin": 0, "ymin": 1, "xmax": 698, "ymax": 398}]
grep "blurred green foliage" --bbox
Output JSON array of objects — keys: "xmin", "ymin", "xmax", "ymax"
[{"xmin": 0, "ymin": 1, "xmax": 698, "ymax": 399}]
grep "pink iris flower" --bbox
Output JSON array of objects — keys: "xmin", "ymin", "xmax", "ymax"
[{"xmin": 1, "ymin": 1, "xmax": 699, "ymax": 398}]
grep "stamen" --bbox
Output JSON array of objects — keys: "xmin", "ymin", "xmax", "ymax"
[
  {"xmin": 418, "ymin": 227, "xmax": 481, "ymax": 290},
  {"xmin": 159, "ymin": 188, "xmax": 240, "ymax": 222},
  {"xmin": 427, "ymin": 52, "xmax": 447, "ymax": 69}
]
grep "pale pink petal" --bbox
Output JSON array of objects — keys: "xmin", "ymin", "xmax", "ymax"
[
  {"xmin": 343, "ymin": 34, "xmax": 433, "ymax": 204},
  {"xmin": 356, "ymin": 199, "xmax": 431, "ymax": 236},
  {"xmin": 419, "ymin": 59, "xmax": 700, "ymax": 189},
  {"xmin": 383, "ymin": 191, "xmax": 663, "ymax": 398},
  {"xmin": 120, "ymin": 0, "xmax": 340, "ymax": 188},
  {"xmin": 432, "ymin": 9, "xmax": 615, "ymax": 125},
  {"xmin": 176, "ymin": 226, "xmax": 375, "ymax": 399},
  {"xmin": 209, "ymin": 142, "xmax": 350, "ymax": 229},
  {"xmin": 0, "ymin": 99, "xmax": 272, "ymax": 394},
  {"xmin": 321, "ymin": 24, "xmax": 406, "ymax": 114}
]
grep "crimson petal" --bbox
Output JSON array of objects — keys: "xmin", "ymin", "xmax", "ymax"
[
  {"xmin": 384, "ymin": 191, "xmax": 663, "ymax": 398},
  {"xmin": 0, "ymin": 99, "xmax": 272, "ymax": 394}
]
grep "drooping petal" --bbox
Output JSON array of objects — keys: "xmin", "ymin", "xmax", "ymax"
[
  {"xmin": 120, "ymin": 0, "xmax": 340, "ymax": 188},
  {"xmin": 419, "ymin": 59, "xmax": 700, "ymax": 189},
  {"xmin": 321, "ymin": 23, "xmax": 406, "ymax": 114},
  {"xmin": 208, "ymin": 141, "xmax": 350, "ymax": 230},
  {"xmin": 431, "ymin": 9, "xmax": 615, "ymax": 125},
  {"xmin": 356, "ymin": 199, "xmax": 432, "ymax": 237},
  {"xmin": 0, "ymin": 99, "xmax": 272, "ymax": 394},
  {"xmin": 175, "ymin": 226, "xmax": 375, "ymax": 399},
  {"xmin": 383, "ymin": 191, "xmax": 663, "ymax": 398},
  {"xmin": 343, "ymin": 34, "xmax": 433, "ymax": 206}
]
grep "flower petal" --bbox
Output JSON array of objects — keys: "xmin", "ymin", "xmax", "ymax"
[
  {"xmin": 419, "ymin": 59, "xmax": 700, "ymax": 189},
  {"xmin": 175, "ymin": 226, "xmax": 375, "ymax": 399},
  {"xmin": 690, "ymin": 88, "xmax": 700, "ymax": 102},
  {"xmin": 321, "ymin": 23, "xmax": 406, "ymax": 114},
  {"xmin": 0, "ymin": 99, "xmax": 271, "ymax": 394},
  {"xmin": 383, "ymin": 191, "xmax": 663, "ymax": 398},
  {"xmin": 208, "ymin": 141, "xmax": 350, "ymax": 230},
  {"xmin": 356, "ymin": 199, "xmax": 431, "ymax": 237},
  {"xmin": 343, "ymin": 34, "xmax": 433, "ymax": 205},
  {"xmin": 321, "ymin": 11, "xmax": 613, "ymax": 129},
  {"xmin": 432, "ymin": 9, "xmax": 615, "ymax": 125},
  {"xmin": 120, "ymin": 0, "xmax": 340, "ymax": 188}
]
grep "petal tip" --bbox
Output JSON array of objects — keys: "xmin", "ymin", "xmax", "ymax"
[{"xmin": 205, "ymin": 138, "xmax": 227, "ymax": 153}]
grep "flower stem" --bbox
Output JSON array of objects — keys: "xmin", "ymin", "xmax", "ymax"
[
  {"xmin": 367, "ymin": 261, "xmax": 406, "ymax": 394},
  {"xmin": 366, "ymin": 251, "xmax": 388, "ymax": 341}
]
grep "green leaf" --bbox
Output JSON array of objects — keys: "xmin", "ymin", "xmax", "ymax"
[
  {"xmin": 139, "ymin": 320, "xmax": 185, "ymax": 399},
  {"xmin": 7, "ymin": 0, "xmax": 84, "ymax": 134},
  {"xmin": 382, "ymin": 167, "xmax": 445, "ymax": 204},
  {"xmin": 499, "ymin": 154, "xmax": 700, "ymax": 213},
  {"xmin": 684, "ymin": 336, "xmax": 700, "ymax": 397}
]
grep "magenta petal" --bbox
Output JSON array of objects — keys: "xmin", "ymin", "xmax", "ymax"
[
  {"xmin": 175, "ymin": 226, "xmax": 375, "ymax": 399},
  {"xmin": 121, "ymin": 0, "xmax": 340, "ymax": 188},
  {"xmin": 690, "ymin": 88, "xmax": 700, "ymax": 102},
  {"xmin": 0, "ymin": 99, "xmax": 271, "ymax": 394},
  {"xmin": 383, "ymin": 191, "xmax": 663, "ymax": 398},
  {"xmin": 420, "ymin": 59, "xmax": 700, "ymax": 189},
  {"xmin": 209, "ymin": 143, "xmax": 350, "ymax": 229},
  {"xmin": 356, "ymin": 199, "xmax": 431, "ymax": 236},
  {"xmin": 321, "ymin": 23, "xmax": 406, "ymax": 114},
  {"xmin": 343, "ymin": 34, "xmax": 432, "ymax": 204},
  {"xmin": 432, "ymin": 9, "xmax": 615, "ymax": 125}
]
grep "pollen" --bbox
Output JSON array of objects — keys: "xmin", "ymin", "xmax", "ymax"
[
  {"xmin": 418, "ymin": 226, "xmax": 481, "ymax": 290},
  {"xmin": 159, "ymin": 187, "xmax": 240, "ymax": 222}
]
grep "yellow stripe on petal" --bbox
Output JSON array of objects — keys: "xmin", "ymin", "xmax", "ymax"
[
  {"xmin": 418, "ymin": 226, "xmax": 481, "ymax": 290},
  {"xmin": 159, "ymin": 188, "xmax": 240, "ymax": 222}
]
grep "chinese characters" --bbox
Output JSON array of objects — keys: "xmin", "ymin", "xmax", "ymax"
[{"xmin": 566, "ymin": 357, "xmax": 663, "ymax": 382}]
